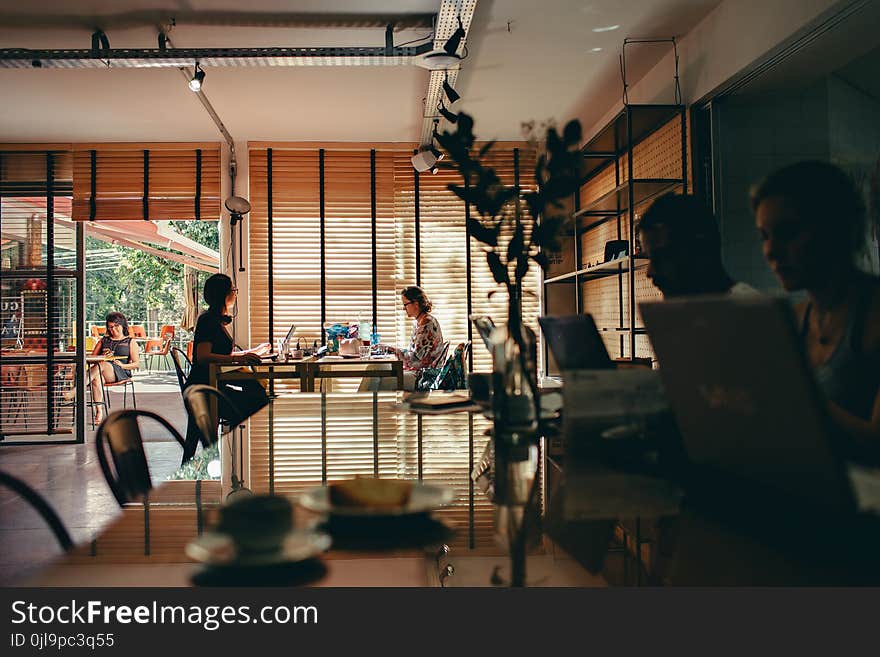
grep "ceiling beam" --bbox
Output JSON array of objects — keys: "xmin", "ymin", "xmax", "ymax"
[{"xmin": 0, "ymin": 44, "xmax": 434, "ymax": 69}]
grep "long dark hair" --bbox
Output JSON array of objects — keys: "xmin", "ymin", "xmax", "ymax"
[
  {"xmin": 105, "ymin": 312, "xmax": 129, "ymax": 337},
  {"xmin": 751, "ymin": 161, "xmax": 867, "ymax": 261},
  {"xmin": 203, "ymin": 273, "xmax": 234, "ymax": 325}
]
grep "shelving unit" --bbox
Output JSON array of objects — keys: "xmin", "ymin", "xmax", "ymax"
[{"xmin": 543, "ymin": 104, "xmax": 688, "ymax": 374}]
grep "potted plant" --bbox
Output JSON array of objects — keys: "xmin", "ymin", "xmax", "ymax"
[{"xmin": 436, "ymin": 113, "xmax": 582, "ymax": 585}]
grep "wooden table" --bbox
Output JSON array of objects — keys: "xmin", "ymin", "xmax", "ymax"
[
  {"xmin": 309, "ymin": 355, "xmax": 403, "ymax": 391},
  {"xmin": 210, "ymin": 356, "xmax": 404, "ymax": 393}
]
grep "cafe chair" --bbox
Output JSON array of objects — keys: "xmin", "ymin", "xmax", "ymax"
[
  {"xmin": 170, "ymin": 347, "xmax": 191, "ymax": 395},
  {"xmin": 144, "ymin": 337, "xmax": 172, "ymax": 371},
  {"xmin": 417, "ymin": 341, "xmax": 471, "ymax": 391},
  {"xmin": 102, "ymin": 374, "xmax": 136, "ymax": 411},
  {"xmin": 129, "ymin": 325, "xmax": 147, "ymax": 339},
  {"xmin": 0, "ymin": 470, "xmax": 73, "ymax": 552},
  {"xmin": 96, "ymin": 409, "xmax": 187, "ymax": 506},
  {"xmin": 182, "ymin": 385, "xmax": 248, "ymax": 491}
]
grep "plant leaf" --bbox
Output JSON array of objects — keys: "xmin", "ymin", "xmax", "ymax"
[
  {"xmin": 507, "ymin": 221, "xmax": 525, "ymax": 263},
  {"xmin": 487, "ymin": 251, "xmax": 509, "ymax": 285}
]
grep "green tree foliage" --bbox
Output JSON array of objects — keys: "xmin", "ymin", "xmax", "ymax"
[{"xmin": 86, "ymin": 221, "xmax": 219, "ymax": 326}]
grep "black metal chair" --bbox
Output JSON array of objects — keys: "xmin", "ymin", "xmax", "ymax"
[
  {"xmin": 95, "ymin": 409, "xmax": 187, "ymax": 506},
  {"xmin": 182, "ymin": 384, "xmax": 250, "ymax": 495},
  {"xmin": 0, "ymin": 470, "xmax": 73, "ymax": 552},
  {"xmin": 170, "ymin": 347, "xmax": 191, "ymax": 395},
  {"xmin": 182, "ymin": 384, "xmax": 245, "ymax": 446}
]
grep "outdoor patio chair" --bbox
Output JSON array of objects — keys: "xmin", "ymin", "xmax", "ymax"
[
  {"xmin": 144, "ymin": 337, "xmax": 172, "ymax": 371},
  {"xmin": 95, "ymin": 409, "xmax": 186, "ymax": 506},
  {"xmin": 0, "ymin": 470, "xmax": 73, "ymax": 552},
  {"xmin": 102, "ymin": 374, "xmax": 136, "ymax": 411}
]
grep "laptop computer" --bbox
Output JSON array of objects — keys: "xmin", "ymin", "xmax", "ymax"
[
  {"xmin": 258, "ymin": 324, "xmax": 297, "ymax": 361},
  {"xmin": 538, "ymin": 315, "xmax": 615, "ymax": 371},
  {"xmin": 639, "ymin": 295, "xmax": 859, "ymax": 513}
]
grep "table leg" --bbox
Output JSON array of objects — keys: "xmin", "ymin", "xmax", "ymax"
[{"xmin": 301, "ymin": 363, "xmax": 315, "ymax": 393}]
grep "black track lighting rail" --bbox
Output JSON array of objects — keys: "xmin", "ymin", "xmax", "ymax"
[{"xmin": 0, "ymin": 44, "xmax": 434, "ymax": 69}]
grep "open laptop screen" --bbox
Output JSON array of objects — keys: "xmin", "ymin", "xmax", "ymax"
[{"xmin": 538, "ymin": 315, "xmax": 614, "ymax": 371}]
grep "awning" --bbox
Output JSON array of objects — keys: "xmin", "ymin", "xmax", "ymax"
[{"xmin": 1, "ymin": 197, "xmax": 219, "ymax": 273}]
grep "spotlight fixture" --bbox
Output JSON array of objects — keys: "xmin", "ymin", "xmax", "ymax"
[
  {"xmin": 438, "ymin": 102, "xmax": 458, "ymax": 124},
  {"xmin": 188, "ymin": 63, "xmax": 206, "ymax": 92},
  {"xmin": 442, "ymin": 73, "xmax": 460, "ymax": 104},
  {"xmin": 411, "ymin": 148, "xmax": 438, "ymax": 173},
  {"xmin": 444, "ymin": 16, "xmax": 466, "ymax": 56},
  {"xmin": 225, "ymin": 195, "xmax": 251, "ymax": 225}
]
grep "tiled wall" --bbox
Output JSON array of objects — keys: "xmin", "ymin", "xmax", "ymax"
[{"xmin": 715, "ymin": 81, "xmax": 831, "ymax": 293}]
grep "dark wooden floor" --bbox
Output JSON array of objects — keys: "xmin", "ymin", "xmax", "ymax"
[{"xmin": 0, "ymin": 370, "xmax": 191, "ymax": 584}]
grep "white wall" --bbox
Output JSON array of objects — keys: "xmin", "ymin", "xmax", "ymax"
[{"xmin": 571, "ymin": 0, "xmax": 845, "ymax": 140}]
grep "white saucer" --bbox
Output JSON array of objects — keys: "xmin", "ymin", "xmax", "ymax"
[{"xmin": 185, "ymin": 530, "xmax": 331, "ymax": 567}]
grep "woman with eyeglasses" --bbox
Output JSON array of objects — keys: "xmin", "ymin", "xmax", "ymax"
[
  {"xmin": 368, "ymin": 285, "xmax": 445, "ymax": 391},
  {"xmin": 64, "ymin": 311, "xmax": 139, "ymax": 424},
  {"xmin": 186, "ymin": 273, "xmax": 270, "ymax": 426}
]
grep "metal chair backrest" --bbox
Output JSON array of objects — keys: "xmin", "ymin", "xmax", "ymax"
[
  {"xmin": 170, "ymin": 347, "xmax": 191, "ymax": 393},
  {"xmin": 434, "ymin": 341, "xmax": 450, "ymax": 369},
  {"xmin": 96, "ymin": 409, "xmax": 186, "ymax": 506},
  {"xmin": 129, "ymin": 325, "xmax": 147, "ymax": 339},
  {"xmin": 183, "ymin": 384, "xmax": 246, "ymax": 450},
  {"xmin": 159, "ymin": 325, "xmax": 175, "ymax": 340},
  {"xmin": 0, "ymin": 470, "xmax": 73, "ymax": 552}
]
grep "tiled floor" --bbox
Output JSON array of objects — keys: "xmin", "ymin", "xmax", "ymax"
[{"xmin": 0, "ymin": 370, "xmax": 192, "ymax": 585}]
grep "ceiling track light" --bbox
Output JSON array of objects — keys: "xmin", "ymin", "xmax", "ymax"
[
  {"xmin": 443, "ymin": 16, "xmax": 466, "ymax": 56},
  {"xmin": 438, "ymin": 102, "xmax": 458, "ymax": 124},
  {"xmin": 442, "ymin": 72, "xmax": 460, "ymax": 104},
  {"xmin": 189, "ymin": 62, "xmax": 205, "ymax": 92}
]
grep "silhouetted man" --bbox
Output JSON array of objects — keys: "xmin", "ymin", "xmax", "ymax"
[{"xmin": 637, "ymin": 193, "xmax": 756, "ymax": 298}]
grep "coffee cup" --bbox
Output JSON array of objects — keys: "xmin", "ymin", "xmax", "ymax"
[{"xmin": 215, "ymin": 494, "xmax": 293, "ymax": 556}]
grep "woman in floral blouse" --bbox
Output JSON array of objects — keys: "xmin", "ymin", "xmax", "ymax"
[
  {"xmin": 366, "ymin": 285, "xmax": 445, "ymax": 391},
  {"xmin": 395, "ymin": 286, "xmax": 445, "ymax": 378}
]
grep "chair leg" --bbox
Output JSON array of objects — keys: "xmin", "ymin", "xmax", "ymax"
[{"xmin": 130, "ymin": 380, "xmax": 137, "ymax": 408}]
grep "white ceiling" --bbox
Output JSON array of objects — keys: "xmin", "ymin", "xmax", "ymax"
[{"xmin": 0, "ymin": 0, "xmax": 722, "ymax": 143}]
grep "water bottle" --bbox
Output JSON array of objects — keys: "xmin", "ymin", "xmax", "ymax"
[{"xmin": 370, "ymin": 329, "xmax": 380, "ymax": 347}]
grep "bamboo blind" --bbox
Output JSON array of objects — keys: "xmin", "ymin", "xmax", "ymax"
[{"xmin": 71, "ymin": 143, "xmax": 221, "ymax": 221}]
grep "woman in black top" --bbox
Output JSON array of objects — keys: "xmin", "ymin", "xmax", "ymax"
[
  {"xmin": 186, "ymin": 273, "xmax": 269, "ymax": 427},
  {"xmin": 66, "ymin": 312, "xmax": 139, "ymax": 424}
]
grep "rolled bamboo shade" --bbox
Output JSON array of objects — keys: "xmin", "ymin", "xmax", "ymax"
[
  {"xmin": 71, "ymin": 143, "xmax": 220, "ymax": 221},
  {"xmin": 0, "ymin": 149, "xmax": 72, "ymax": 195}
]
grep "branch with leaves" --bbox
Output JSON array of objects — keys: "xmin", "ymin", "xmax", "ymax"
[{"xmin": 435, "ymin": 113, "xmax": 582, "ymax": 301}]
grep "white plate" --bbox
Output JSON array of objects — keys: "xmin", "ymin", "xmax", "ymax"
[
  {"xmin": 298, "ymin": 482, "xmax": 453, "ymax": 517},
  {"xmin": 185, "ymin": 530, "xmax": 331, "ymax": 567}
]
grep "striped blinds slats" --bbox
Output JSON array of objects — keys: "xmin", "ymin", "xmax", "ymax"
[
  {"xmin": 246, "ymin": 142, "xmax": 536, "ymax": 549},
  {"xmin": 249, "ymin": 149, "xmax": 322, "ymax": 348},
  {"xmin": 71, "ymin": 144, "xmax": 220, "ymax": 221}
]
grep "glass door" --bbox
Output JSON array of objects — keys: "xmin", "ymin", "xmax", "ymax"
[{"xmin": 1, "ymin": 150, "xmax": 84, "ymax": 444}]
